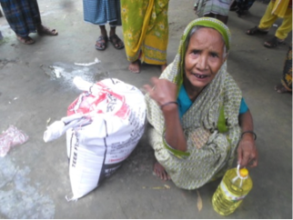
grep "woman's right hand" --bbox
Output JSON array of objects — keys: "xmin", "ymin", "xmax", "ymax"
[{"xmin": 143, "ymin": 77, "xmax": 177, "ymax": 107}]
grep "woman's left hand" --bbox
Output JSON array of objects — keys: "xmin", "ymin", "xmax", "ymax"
[{"xmin": 237, "ymin": 135, "xmax": 258, "ymax": 168}]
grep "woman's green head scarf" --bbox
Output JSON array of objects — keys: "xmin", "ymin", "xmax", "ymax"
[{"xmin": 174, "ymin": 17, "xmax": 231, "ymax": 87}]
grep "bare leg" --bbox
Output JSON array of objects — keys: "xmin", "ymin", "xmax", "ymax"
[
  {"xmin": 153, "ymin": 160, "xmax": 170, "ymax": 181},
  {"xmin": 204, "ymin": 13, "xmax": 228, "ymax": 24},
  {"xmin": 216, "ymin": 15, "xmax": 228, "ymax": 24},
  {"xmin": 95, "ymin": 25, "xmax": 108, "ymax": 50},
  {"xmin": 109, "ymin": 26, "xmax": 124, "ymax": 49},
  {"xmin": 129, "ymin": 60, "xmax": 141, "ymax": 73},
  {"xmin": 100, "ymin": 25, "xmax": 107, "ymax": 38}
]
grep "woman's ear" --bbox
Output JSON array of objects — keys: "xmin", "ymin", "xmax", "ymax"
[{"xmin": 223, "ymin": 52, "xmax": 229, "ymax": 62}]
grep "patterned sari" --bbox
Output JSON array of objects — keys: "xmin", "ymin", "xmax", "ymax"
[
  {"xmin": 121, "ymin": 0, "xmax": 169, "ymax": 65},
  {"xmin": 281, "ymin": 44, "xmax": 292, "ymax": 91},
  {"xmin": 145, "ymin": 18, "xmax": 242, "ymax": 190}
]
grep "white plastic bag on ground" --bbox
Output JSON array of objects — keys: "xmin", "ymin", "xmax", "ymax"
[{"xmin": 44, "ymin": 77, "xmax": 146, "ymax": 200}]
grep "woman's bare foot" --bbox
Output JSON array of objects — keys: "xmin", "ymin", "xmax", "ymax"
[
  {"xmin": 37, "ymin": 24, "xmax": 58, "ymax": 36},
  {"xmin": 17, "ymin": 35, "xmax": 35, "ymax": 45},
  {"xmin": 161, "ymin": 64, "xmax": 167, "ymax": 72},
  {"xmin": 274, "ymin": 83, "xmax": 291, "ymax": 93},
  {"xmin": 129, "ymin": 60, "xmax": 141, "ymax": 73},
  {"xmin": 153, "ymin": 161, "xmax": 170, "ymax": 181}
]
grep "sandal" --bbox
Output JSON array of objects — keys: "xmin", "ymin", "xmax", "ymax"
[
  {"xmin": 95, "ymin": 35, "xmax": 108, "ymax": 51},
  {"xmin": 109, "ymin": 34, "xmax": 124, "ymax": 50},
  {"xmin": 38, "ymin": 25, "xmax": 58, "ymax": 36},
  {"xmin": 17, "ymin": 35, "xmax": 35, "ymax": 45},
  {"xmin": 274, "ymin": 84, "xmax": 291, "ymax": 93},
  {"xmin": 264, "ymin": 37, "xmax": 285, "ymax": 48},
  {"xmin": 246, "ymin": 26, "xmax": 268, "ymax": 35}
]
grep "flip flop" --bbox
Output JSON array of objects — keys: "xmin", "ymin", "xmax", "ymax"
[
  {"xmin": 246, "ymin": 26, "xmax": 268, "ymax": 35},
  {"xmin": 109, "ymin": 34, "xmax": 124, "ymax": 50},
  {"xmin": 264, "ymin": 37, "xmax": 285, "ymax": 48},
  {"xmin": 38, "ymin": 26, "xmax": 58, "ymax": 36},
  {"xmin": 95, "ymin": 35, "xmax": 108, "ymax": 51},
  {"xmin": 17, "ymin": 35, "xmax": 35, "ymax": 45},
  {"xmin": 274, "ymin": 84, "xmax": 291, "ymax": 93}
]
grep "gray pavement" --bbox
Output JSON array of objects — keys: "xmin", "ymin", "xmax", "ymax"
[{"xmin": 0, "ymin": 0, "xmax": 292, "ymax": 218}]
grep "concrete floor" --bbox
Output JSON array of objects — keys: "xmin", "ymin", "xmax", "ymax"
[{"xmin": 0, "ymin": 0, "xmax": 292, "ymax": 218}]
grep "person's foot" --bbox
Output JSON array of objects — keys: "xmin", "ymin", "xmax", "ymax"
[
  {"xmin": 109, "ymin": 34, "xmax": 124, "ymax": 49},
  {"xmin": 246, "ymin": 26, "xmax": 268, "ymax": 35},
  {"xmin": 161, "ymin": 64, "xmax": 167, "ymax": 72},
  {"xmin": 129, "ymin": 60, "xmax": 141, "ymax": 73},
  {"xmin": 264, "ymin": 37, "xmax": 285, "ymax": 48},
  {"xmin": 274, "ymin": 83, "xmax": 291, "ymax": 93},
  {"xmin": 37, "ymin": 25, "xmax": 58, "ymax": 36},
  {"xmin": 17, "ymin": 35, "xmax": 35, "ymax": 45},
  {"xmin": 153, "ymin": 161, "xmax": 170, "ymax": 181},
  {"xmin": 95, "ymin": 35, "xmax": 108, "ymax": 51}
]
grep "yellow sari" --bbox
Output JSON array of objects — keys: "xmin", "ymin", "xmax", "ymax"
[{"xmin": 121, "ymin": 0, "xmax": 169, "ymax": 65}]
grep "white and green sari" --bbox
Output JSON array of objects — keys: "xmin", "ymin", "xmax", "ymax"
[{"xmin": 145, "ymin": 18, "xmax": 243, "ymax": 190}]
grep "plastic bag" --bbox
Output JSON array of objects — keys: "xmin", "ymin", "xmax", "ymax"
[{"xmin": 0, "ymin": 125, "xmax": 29, "ymax": 157}]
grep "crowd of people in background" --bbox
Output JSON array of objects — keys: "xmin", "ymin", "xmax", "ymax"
[
  {"xmin": 0, "ymin": 0, "xmax": 291, "ymax": 76},
  {"xmin": 0, "ymin": 0, "xmax": 57, "ymax": 45},
  {"xmin": 0, "ymin": 0, "xmax": 291, "ymax": 189}
]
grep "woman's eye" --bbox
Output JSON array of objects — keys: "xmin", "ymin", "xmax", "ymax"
[
  {"xmin": 192, "ymin": 50, "xmax": 200, "ymax": 55},
  {"xmin": 210, "ymin": 53, "xmax": 218, "ymax": 58}
]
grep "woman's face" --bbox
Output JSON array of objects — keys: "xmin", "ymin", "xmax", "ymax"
[{"xmin": 184, "ymin": 27, "xmax": 226, "ymax": 91}]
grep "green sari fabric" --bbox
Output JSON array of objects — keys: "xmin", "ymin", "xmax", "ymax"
[
  {"xmin": 121, "ymin": 0, "xmax": 169, "ymax": 65},
  {"xmin": 281, "ymin": 44, "xmax": 292, "ymax": 91},
  {"xmin": 145, "ymin": 18, "xmax": 242, "ymax": 190}
]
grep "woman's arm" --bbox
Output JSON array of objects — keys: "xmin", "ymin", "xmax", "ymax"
[
  {"xmin": 162, "ymin": 104, "xmax": 187, "ymax": 152},
  {"xmin": 237, "ymin": 110, "xmax": 258, "ymax": 168},
  {"xmin": 144, "ymin": 77, "xmax": 187, "ymax": 152}
]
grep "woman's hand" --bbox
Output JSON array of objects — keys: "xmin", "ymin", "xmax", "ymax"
[
  {"xmin": 237, "ymin": 134, "xmax": 258, "ymax": 168},
  {"xmin": 143, "ymin": 77, "xmax": 177, "ymax": 106}
]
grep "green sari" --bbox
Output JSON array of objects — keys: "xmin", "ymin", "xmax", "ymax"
[
  {"xmin": 281, "ymin": 44, "xmax": 292, "ymax": 91},
  {"xmin": 121, "ymin": 0, "xmax": 169, "ymax": 65},
  {"xmin": 145, "ymin": 18, "xmax": 243, "ymax": 190}
]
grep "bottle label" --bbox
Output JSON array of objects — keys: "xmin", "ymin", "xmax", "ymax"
[{"xmin": 220, "ymin": 181, "xmax": 247, "ymax": 202}]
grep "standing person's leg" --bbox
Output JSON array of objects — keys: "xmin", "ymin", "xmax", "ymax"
[
  {"xmin": 203, "ymin": 13, "xmax": 229, "ymax": 24},
  {"xmin": 263, "ymin": 8, "xmax": 292, "ymax": 48},
  {"xmin": 96, "ymin": 25, "xmax": 108, "ymax": 51},
  {"xmin": 257, "ymin": 0, "xmax": 278, "ymax": 30},
  {"xmin": 275, "ymin": 45, "xmax": 292, "ymax": 93},
  {"xmin": 142, "ymin": 0, "xmax": 169, "ymax": 72},
  {"xmin": 275, "ymin": 8, "xmax": 292, "ymax": 40},
  {"xmin": 0, "ymin": 0, "xmax": 35, "ymax": 44},
  {"xmin": 109, "ymin": 24, "xmax": 124, "ymax": 49},
  {"xmin": 121, "ymin": 0, "xmax": 150, "ymax": 73},
  {"xmin": 246, "ymin": 0, "xmax": 277, "ymax": 35}
]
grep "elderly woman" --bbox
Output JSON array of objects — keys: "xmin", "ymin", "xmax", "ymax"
[{"xmin": 144, "ymin": 18, "xmax": 258, "ymax": 188}]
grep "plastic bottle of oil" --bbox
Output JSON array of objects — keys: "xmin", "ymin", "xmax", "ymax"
[{"xmin": 212, "ymin": 165, "xmax": 253, "ymax": 216}]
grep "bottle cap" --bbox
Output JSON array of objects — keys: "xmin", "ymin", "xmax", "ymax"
[{"xmin": 240, "ymin": 168, "xmax": 249, "ymax": 177}]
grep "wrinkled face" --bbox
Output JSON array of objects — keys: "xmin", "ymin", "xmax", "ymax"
[{"xmin": 184, "ymin": 28, "xmax": 226, "ymax": 91}]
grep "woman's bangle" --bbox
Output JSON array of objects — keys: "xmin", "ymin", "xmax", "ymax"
[
  {"xmin": 160, "ymin": 101, "xmax": 178, "ymax": 110},
  {"xmin": 241, "ymin": 130, "xmax": 257, "ymax": 140}
]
